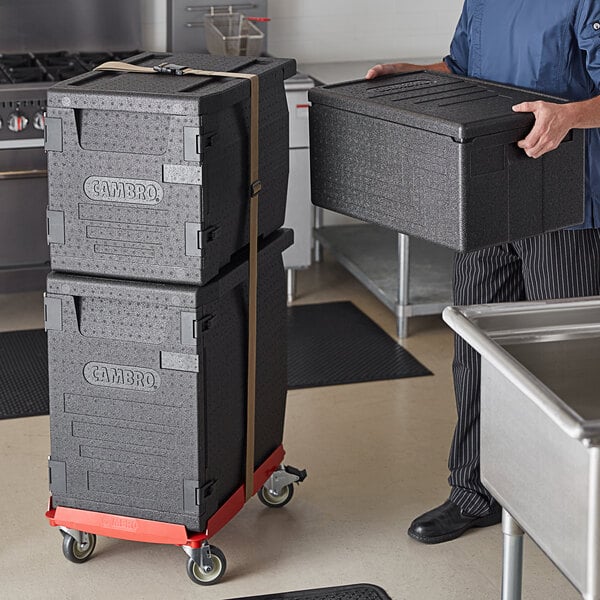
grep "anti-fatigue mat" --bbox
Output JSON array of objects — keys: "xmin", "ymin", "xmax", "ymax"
[
  {"xmin": 226, "ymin": 583, "xmax": 392, "ymax": 600},
  {"xmin": 0, "ymin": 329, "xmax": 48, "ymax": 419},
  {"xmin": 287, "ymin": 302, "xmax": 431, "ymax": 389}
]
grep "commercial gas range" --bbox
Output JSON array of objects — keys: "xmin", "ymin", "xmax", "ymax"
[
  {"xmin": 0, "ymin": 51, "xmax": 140, "ymax": 292},
  {"xmin": 0, "ymin": 0, "xmax": 142, "ymax": 293}
]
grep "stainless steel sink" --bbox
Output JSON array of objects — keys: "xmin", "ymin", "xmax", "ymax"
[{"xmin": 444, "ymin": 298, "xmax": 600, "ymax": 600}]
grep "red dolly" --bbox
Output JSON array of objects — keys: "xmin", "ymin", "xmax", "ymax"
[{"xmin": 46, "ymin": 445, "xmax": 306, "ymax": 585}]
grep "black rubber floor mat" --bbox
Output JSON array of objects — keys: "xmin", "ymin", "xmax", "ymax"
[
  {"xmin": 287, "ymin": 302, "xmax": 431, "ymax": 389},
  {"xmin": 0, "ymin": 329, "xmax": 48, "ymax": 419},
  {"xmin": 226, "ymin": 583, "xmax": 392, "ymax": 600}
]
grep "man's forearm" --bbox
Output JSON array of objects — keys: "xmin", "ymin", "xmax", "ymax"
[
  {"xmin": 421, "ymin": 61, "xmax": 452, "ymax": 73},
  {"xmin": 564, "ymin": 95, "xmax": 600, "ymax": 129},
  {"xmin": 388, "ymin": 61, "xmax": 450, "ymax": 72}
]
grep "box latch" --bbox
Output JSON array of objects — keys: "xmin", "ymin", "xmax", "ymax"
[
  {"xmin": 185, "ymin": 223, "xmax": 218, "ymax": 257},
  {"xmin": 184, "ymin": 127, "xmax": 201, "ymax": 161},
  {"xmin": 44, "ymin": 296, "xmax": 63, "ymax": 332},
  {"xmin": 48, "ymin": 459, "xmax": 67, "ymax": 494},
  {"xmin": 180, "ymin": 312, "xmax": 214, "ymax": 345},
  {"xmin": 44, "ymin": 117, "xmax": 63, "ymax": 152},
  {"xmin": 47, "ymin": 209, "xmax": 65, "ymax": 245},
  {"xmin": 183, "ymin": 480, "xmax": 215, "ymax": 514},
  {"xmin": 193, "ymin": 315, "xmax": 214, "ymax": 338}
]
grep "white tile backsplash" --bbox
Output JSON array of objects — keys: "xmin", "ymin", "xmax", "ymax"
[{"xmin": 141, "ymin": 0, "xmax": 464, "ymax": 61}]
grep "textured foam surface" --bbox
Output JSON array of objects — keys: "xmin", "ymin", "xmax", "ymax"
[
  {"xmin": 309, "ymin": 71, "xmax": 585, "ymax": 252},
  {"xmin": 287, "ymin": 302, "xmax": 431, "ymax": 388},
  {"xmin": 0, "ymin": 329, "xmax": 48, "ymax": 419},
  {"xmin": 46, "ymin": 52, "xmax": 296, "ymax": 284},
  {"xmin": 47, "ymin": 229, "xmax": 292, "ymax": 531},
  {"xmin": 228, "ymin": 584, "xmax": 392, "ymax": 600}
]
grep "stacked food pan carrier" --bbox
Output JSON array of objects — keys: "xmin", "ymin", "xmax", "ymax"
[{"xmin": 43, "ymin": 51, "xmax": 306, "ymax": 586}]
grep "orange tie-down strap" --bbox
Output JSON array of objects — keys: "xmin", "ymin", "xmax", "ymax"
[{"xmin": 94, "ymin": 61, "xmax": 260, "ymax": 503}]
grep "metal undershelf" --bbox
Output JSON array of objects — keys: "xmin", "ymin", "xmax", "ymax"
[{"xmin": 314, "ymin": 224, "xmax": 455, "ymax": 336}]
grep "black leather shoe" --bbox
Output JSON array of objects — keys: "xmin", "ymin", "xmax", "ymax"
[{"xmin": 407, "ymin": 499, "xmax": 502, "ymax": 544}]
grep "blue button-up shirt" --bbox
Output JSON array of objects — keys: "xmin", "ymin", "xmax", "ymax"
[{"xmin": 444, "ymin": 0, "xmax": 600, "ymax": 229}]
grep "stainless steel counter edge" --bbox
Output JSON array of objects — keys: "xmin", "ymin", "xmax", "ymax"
[{"xmin": 442, "ymin": 305, "xmax": 593, "ymax": 442}]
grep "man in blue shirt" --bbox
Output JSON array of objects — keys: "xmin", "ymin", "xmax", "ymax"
[{"xmin": 367, "ymin": 0, "xmax": 600, "ymax": 544}]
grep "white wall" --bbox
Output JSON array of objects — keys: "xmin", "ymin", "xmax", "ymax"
[
  {"xmin": 140, "ymin": 0, "xmax": 464, "ymax": 61},
  {"xmin": 267, "ymin": 0, "xmax": 464, "ymax": 63}
]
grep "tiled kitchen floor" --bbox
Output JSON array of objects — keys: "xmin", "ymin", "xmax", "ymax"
[{"xmin": 0, "ymin": 257, "xmax": 578, "ymax": 599}]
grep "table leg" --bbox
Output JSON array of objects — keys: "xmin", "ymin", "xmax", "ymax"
[
  {"xmin": 314, "ymin": 207, "xmax": 323, "ymax": 263},
  {"xmin": 502, "ymin": 508, "xmax": 524, "ymax": 600},
  {"xmin": 286, "ymin": 268, "xmax": 296, "ymax": 305},
  {"xmin": 396, "ymin": 233, "xmax": 409, "ymax": 339}
]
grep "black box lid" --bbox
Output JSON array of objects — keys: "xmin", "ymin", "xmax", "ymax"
[
  {"xmin": 47, "ymin": 51, "xmax": 296, "ymax": 115},
  {"xmin": 308, "ymin": 71, "xmax": 565, "ymax": 140}
]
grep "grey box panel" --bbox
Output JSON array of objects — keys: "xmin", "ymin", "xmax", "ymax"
[
  {"xmin": 308, "ymin": 71, "xmax": 585, "ymax": 252},
  {"xmin": 46, "ymin": 52, "xmax": 296, "ymax": 284},
  {"xmin": 47, "ymin": 229, "xmax": 292, "ymax": 530}
]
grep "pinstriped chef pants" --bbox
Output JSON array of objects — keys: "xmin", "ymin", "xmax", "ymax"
[{"xmin": 448, "ymin": 228, "xmax": 600, "ymax": 516}]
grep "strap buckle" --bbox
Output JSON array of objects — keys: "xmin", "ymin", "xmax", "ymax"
[
  {"xmin": 153, "ymin": 62, "xmax": 188, "ymax": 76},
  {"xmin": 250, "ymin": 180, "xmax": 262, "ymax": 198}
]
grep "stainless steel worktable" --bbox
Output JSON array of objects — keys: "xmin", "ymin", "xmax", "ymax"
[{"xmin": 300, "ymin": 59, "xmax": 455, "ymax": 338}]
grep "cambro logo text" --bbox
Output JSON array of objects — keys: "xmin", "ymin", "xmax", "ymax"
[
  {"xmin": 84, "ymin": 176, "xmax": 163, "ymax": 205},
  {"xmin": 83, "ymin": 362, "xmax": 161, "ymax": 392},
  {"xmin": 101, "ymin": 515, "xmax": 138, "ymax": 532}
]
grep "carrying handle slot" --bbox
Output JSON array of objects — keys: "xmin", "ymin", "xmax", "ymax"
[{"xmin": 71, "ymin": 107, "xmax": 170, "ymax": 156}]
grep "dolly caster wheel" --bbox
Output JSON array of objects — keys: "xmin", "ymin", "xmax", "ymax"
[
  {"xmin": 258, "ymin": 464, "xmax": 306, "ymax": 508},
  {"xmin": 258, "ymin": 482, "xmax": 294, "ymax": 508},
  {"xmin": 186, "ymin": 545, "xmax": 227, "ymax": 585},
  {"xmin": 62, "ymin": 532, "xmax": 97, "ymax": 563}
]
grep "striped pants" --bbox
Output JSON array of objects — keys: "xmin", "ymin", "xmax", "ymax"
[{"xmin": 449, "ymin": 228, "xmax": 600, "ymax": 516}]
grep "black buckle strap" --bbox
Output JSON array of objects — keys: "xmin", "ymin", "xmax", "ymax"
[{"xmin": 153, "ymin": 62, "xmax": 188, "ymax": 76}]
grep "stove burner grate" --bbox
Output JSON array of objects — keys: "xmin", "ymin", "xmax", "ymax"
[
  {"xmin": 74, "ymin": 51, "xmax": 116, "ymax": 70},
  {"xmin": 0, "ymin": 50, "xmax": 141, "ymax": 84},
  {"xmin": 5, "ymin": 66, "xmax": 51, "ymax": 84},
  {"xmin": 0, "ymin": 53, "xmax": 38, "ymax": 69}
]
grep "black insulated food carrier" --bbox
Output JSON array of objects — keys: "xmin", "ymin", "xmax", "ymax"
[
  {"xmin": 46, "ymin": 229, "xmax": 292, "ymax": 531},
  {"xmin": 45, "ymin": 52, "xmax": 296, "ymax": 284},
  {"xmin": 308, "ymin": 71, "xmax": 585, "ymax": 252}
]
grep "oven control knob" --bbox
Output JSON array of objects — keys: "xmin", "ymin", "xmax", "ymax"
[
  {"xmin": 8, "ymin": 112, "xmax": 29, "ymax": 133},
  {"xmin": 33, "ymin": 111, "xmax": 45, "ymax": 131},
  {"xmin": 0, "ymin": 117, "xmax": 3, "ymax": 130}
]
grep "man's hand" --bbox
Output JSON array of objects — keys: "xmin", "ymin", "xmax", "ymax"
[
  {"xmin": 366, "ymin": 63, "xmax": 405, "ymax": 79},
  {"xmin": 366, "ymin": 61, "xmax": 450, "ymax": 80},
  {"xmin": 512, "ymin": 101, "xmax": 572, "ymax": 159}
]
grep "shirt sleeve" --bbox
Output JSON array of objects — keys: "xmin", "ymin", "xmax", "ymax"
[
  {"xmin": 444, "ymin": 1, "xmax": 469, "ymax": 76},
  {"xmin": 576, "ymin": 0, "xmax": 600, "ymax": 92}
]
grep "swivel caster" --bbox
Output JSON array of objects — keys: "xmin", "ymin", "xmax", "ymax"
[
  {"xmin": 259, "ymin": 464, "xmax": 307, "ymax": 508},
  {"xmin": 61, "ymin": 531, "xmax": 97, "ymax": 564},
  {"xmin": 185, "ymin": 544, "xmax": 227, "ymax": 586}
]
